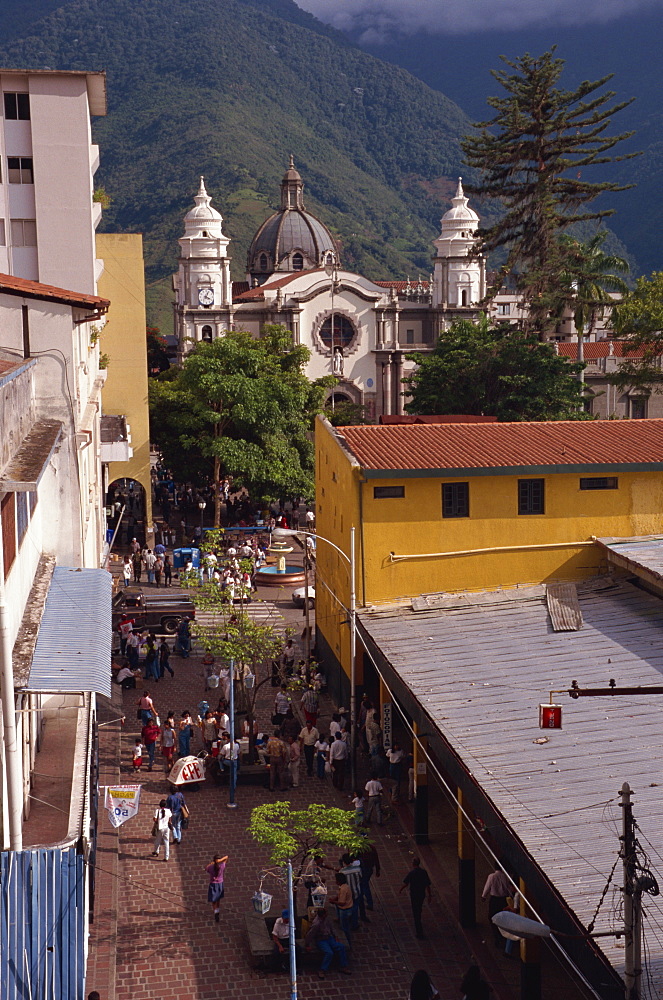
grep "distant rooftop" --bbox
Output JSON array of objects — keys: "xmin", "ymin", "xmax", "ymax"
[
  {"xmin": 336, "ymin": 418, "xmax": 663, "ymax": 476},
  {"xmin": 0, "ymin": 272, "xmax": 109, "ymax": 312},
  {"xmin": 0, "ymin": 68, "xmax": 107, "ymax": 115}
]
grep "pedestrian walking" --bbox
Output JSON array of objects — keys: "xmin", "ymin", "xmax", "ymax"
[
  {"xmin": 126, "ymin": 630, "xmax": 141, "ymax": 669},
  {"xmin": 305, "ymin": 908, "xmax": 351, "ymax": 980},
  {"xmin": 143, "ymin": 633, "xmax": 159, "ymax": 682},
  {"xmin": 387, "ymin": 742, "xmax": 404, "ymax": 802},
  {"xmin": 205, "ymin": 853, "xmax": 228, "ymax": 923},
  {"xmin": 160, "ymin": 719, "xmax": 176, "ymax": 771},
  {"xmin": 176, "ymin": 618, "xmax": 191, "ymax": 658},
  {"xmin": 459, "ymin": 964, "xmax": 491, "ymax": 1000},
  {"xmin": 178, "ymin": 711, "xmax": 194, "ymax": 756},
  {"xmin": 154, "ymin": 555, "xmax": 163, "ymax": 588},
  {"xmin": 409, "ymin": 969, "xmax": 440, "ymax": 1000},
  {"xmin": 159, "ymin": 637, "xmax": 174, "ymax": 678},
  {"xmin": 137, "ymin": 690, "xmax": 156, "ymax": 726},
  {"xmin": 144, "ymin": 548, "xmax": 157, "ymax": 584},
  {"xmin": 165, "ymin": 787, "xmax": 187, "ymax": 843},
  {"xmin": 273, "ymin": 683, "xmax": 290, "ymax": 725},
  {"xmin": 163, "ymin": 555, "xmax": 172, "ymax": 587},
  {"xmin": 358, "ymin": 841, "xmax": 380, "ymax": 914},
  {"xmin": 299, "ymin": 721, "xmax": 320, "ymax": 777},
  {"xmin": 315, "ymin": 734, "xmax": 329, "ymax": 780},
  {"xmin": 118, "ymin": 615, "xmax": 134, "ymax": 655},
  {"xmin": 122, "ymin": 556, "xmax": 132, "ymax": 587},
  {"xmin": 400, "ymin": 857, "xmax": 432, "ymax": 939},
  {"xmin": 482, "ymin": 868, "xmax": 512, "ymax": 946},
  {"xmin": 364, "ymin": 777, "xmax": 383, "ymax": 826},
  {"xmin": 330, "ymin": 732, "xmax": 348, "ymax": 790},
  {"xmin": 132, "ymin": 737, "xmax": 144, "ymax": 773},
  {"xmin": 151, "ymin": 800, "xmax": 172, "ymax": 860},
  {"xmin": 287, "ymin": 735, "xmax": 300, "ymax": 787},
  {"xmin": 141, "ymin": 717, "xmax": 160, "ymax": 771},
  {"xmin": 131, "ymin": 550, "xmax": 142, "ymax": 584},
  {"xmin": 267, "ymin": 731, "xmax": 288, "ymax": 791},
  {"xmin": 301, "ymin": 685, "xmax": 319, "ymax": 725},
  {"xmin": 199, "ymin": 710, "xmax": 219, "ymax": 752},
  {"xmin": 330, "ymin": 873, "xmax": 355, "ymax": 946},
  {"xmin": 351, "ymin": 791, "xmax": 364, "ymax": 827}
]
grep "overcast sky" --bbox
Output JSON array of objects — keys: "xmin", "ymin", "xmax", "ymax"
[{"xmin": 296, "ymin": 0, "xmax": 663, "ymax": 39}]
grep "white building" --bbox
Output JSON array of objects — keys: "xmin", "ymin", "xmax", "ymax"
[
  {"xmin": 0, "ymin": 68, "xmax": 107, "ymax": 294},
  {"xmin": 174, "ymin": 164, "xmax": 486, "ymax": 419}
]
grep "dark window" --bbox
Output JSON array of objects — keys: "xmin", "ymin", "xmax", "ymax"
[
  {"xmin": 497, "ymin": 303, "xmax": 511, "ymax": 316},
  {"xmin": 630, "ymin": 397, "xmax": 647, "ymax": 420},
  {"xmin": 28, "ymin": 490, "xmax": 37, "ymax": 516},
  {"xmin": 16, "ymin": 491, "xmax": 28, "ymax": 543},
  {"xmin": 1, "ymin": 493, "xmax": 16, "ymax": 578},
  {"xmin": 201, "ymin": 324, "xmax": 213, "ymax": 342},
  {"xmin": 442, "ymin": 482, "xmax": 469, "ymax": 518},
  {"xmin": 582, "ymin": 395, "xmax": 594, "ymax": 415},
  {"xmin": 4, "ymin": 92, "xmax": 30, "ymax": 120},
  {"xmin": 580, "ymin": 477, "xmax": 618, "ymax": 490},
  {"xmin": 10, "ymin": 219, "xmax": 37, "ymax": 247},
  {"xmin": 0, "ymin": 220, "xmax": 5, "ymax": 247},
  {"xmin": 319, "ymin": 315, "xmax": 354, "ymax": 349},
  {"xmin": 259, "ymin": 253, "xmax": 268, "ymax": 271},
  {"xmin": 7, "ymin": 157, "xmax": 33, "ymax": 184},
  {"xmin": 518, "ymin": 478, "xmax": 545, "ymax": 515},
  {"xmin": 461, "ymin": 289, "xmax": 468, "ymax": 306},
  {"xmin": 292, "ymin": 252, "xmax": 304, "ymax": 271},
  {"xmin": 406, "ymin": 329, "xmax": 415, "ymax": 345},
  {"xmin": 373, "ymin": 486, "xmax": 404, "ymax": 499}
]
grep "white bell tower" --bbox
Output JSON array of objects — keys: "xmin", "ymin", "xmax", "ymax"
[
  {"xmin": 173, "ymin": 177, "xmax": 233, "ymax": 358},
  {"xmin": 433, "ymin": 178, "xmax": 485, "ymax": 309}
]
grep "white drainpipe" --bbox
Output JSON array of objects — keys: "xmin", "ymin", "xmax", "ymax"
[{"xmin": 0, "ymin": 593, "xmax": 23, "ymax": 850}]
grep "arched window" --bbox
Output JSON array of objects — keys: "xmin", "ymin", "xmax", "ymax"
[
  {"xmin": 461, "ymin": 289, "xmax": 468, "ymax": 307},
  {"xmin": 325, "ymin": 252, "xmax": 335, "ymax": 266},
  {"xmin": 201, "ymin": 325, "xmax": 213, "ymax": 342},
  {"xmin": 202, "ymin": 230, "xmax": 209, "ymax": 237},
  {"xmin": 292, "ymin": 252, "xmax": 304, "ymax": 271},
  {"xmin": 319, "ymin": 315, "xmax": 354, "ymax": 349},
  {"xmin": 259, "ymin": 253, "xmax": 268, "ymax": 271}
]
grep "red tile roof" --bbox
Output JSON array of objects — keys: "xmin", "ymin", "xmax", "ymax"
[
  {"xmin": 0, "ymin": 272, "xmax": 109, "ymax": 311},
  {"xmin": 557, "ymin": 341, "xmax": 654, "ymax": 360},
  {"xmin": 338, "ymin": 419, "xmax": 663, "ymax": 473},
  {"xmin": 374, "ymin": 280, "xmax": 430, "ymax": 292},
  {"xmin": 234, "ymin": 268, "xmax": 325, "ymax": 301},
  {"xmin": 379, "ymin": 414, "xmax": 497, "ymax": 425}
]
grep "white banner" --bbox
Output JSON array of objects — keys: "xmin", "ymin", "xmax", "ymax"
[{"xmin": 105, "ymin": 785, "xmax": 142, "ymax": 828}]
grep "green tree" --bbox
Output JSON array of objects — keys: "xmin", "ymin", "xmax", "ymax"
[
  {"xmin": 462, "ymin": 49, "xmax": 636, "ymax": 337},
  {"xmin": 608, "ymin": 272, "xmax": 663, "ymax": 394},
  {"xmin": 146, "ymin": 325, "xmax": 171, "ymax": 376},
  {"xmin": 404, "ymin": 317, "xmax": 586, "ymax": 421},
  {"xmin": 324, "ymin": 400, "xmax": 371, "ymax": 427},
  {"xmin": 149, "ymin": 326, "xmax": 331, "ymax": 523},
  {"xmin": 558, "ymin": 233, "xmax": 629, "ymax": 341},
  {"xmin": 249, "ymin": 801, "xmax": 367, "ymax": 870}
]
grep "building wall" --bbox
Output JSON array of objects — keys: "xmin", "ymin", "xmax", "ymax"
[
  {"xmin": 95, "ymin": 233, "xmax": 153, "ymax": 528},
  {"xmin": 0, "ymin": 71, "xmax": 102, "ymax": 294}
]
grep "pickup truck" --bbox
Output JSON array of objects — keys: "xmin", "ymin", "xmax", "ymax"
[{"xmin": 112, "ymin": 588, "xmax": 195, "ymax": 635}]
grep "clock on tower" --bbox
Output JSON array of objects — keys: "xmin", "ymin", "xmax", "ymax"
[{"xmin": 198, "ymin": 287, "xmax": 214, "ymax": 306}]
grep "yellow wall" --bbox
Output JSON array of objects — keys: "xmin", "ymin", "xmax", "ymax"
[
  {"xmin": 315, "ymin": 416, "xmax": 663, "ymax": 680},
  {"xmin": 95, "ymin": 233, "xmax": 152, "ymax": 528}
]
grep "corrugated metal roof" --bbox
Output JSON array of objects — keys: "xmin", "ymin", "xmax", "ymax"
[
  {"xmin": 339, "ymin": 419, "xmax": 663, "ymax": 473},
  {"xmin": 358, "ymin": 578, "xmax": 663, "ymax": 990},
  {"xmin": 28, "ymin": 567, "xmax": 112, "ymax": 697},
  {"xmin": 597, "ymin": 535, "xmax": 663, "ymax": 586}
]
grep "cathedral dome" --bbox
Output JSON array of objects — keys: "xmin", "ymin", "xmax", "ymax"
[
  {"xmin": 183, "ymin": 177, "xmax": 225, "ymax": 238},
  {"xmin": 247, "ymin": 157, "xmax": 338, "ymax": 284},
  {"xmin": 440, "ymin": 178, "xmax": 479, "ymax": 234}
]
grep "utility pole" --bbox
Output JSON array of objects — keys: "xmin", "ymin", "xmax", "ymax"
[
  {"xmin": 620, "ymin": 781, "xmax": 641, "ymax": 1000},
  {"xmin": 303, "ymin": 541, "xmax": 311, "ymax": 664}
]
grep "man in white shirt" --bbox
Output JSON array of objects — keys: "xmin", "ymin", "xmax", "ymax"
[
  {"xmin": 220, "ymin": 738, "xmax": 240, "ymax": 782},
  {"xmin": 329, "ymin": 732, "xmax": 349, "ymax": 790},
  {"xmin": 204, "ymin": 552, "xmax": 218, "ymax": 580},
  {"xmin": 272, "ymin": 909, "xmax": 292, "ymax": 972},
  {"xmin": 364, "ymin": 778, "xmax": 383, "ymax": 826}
]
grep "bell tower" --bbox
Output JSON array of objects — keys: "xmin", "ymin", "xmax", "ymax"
[
  {"xmin": 173, "ymin": 177, "xmax": 233, "ymax": 359},
  {"xmin": 433, "ymin": 178, "xmax": 485, "ymax": 309}
]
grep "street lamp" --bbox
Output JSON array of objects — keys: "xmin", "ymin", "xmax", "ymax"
[
  {"xmin": 273, "ymin": 526, "xmax": 357, "ymax": 789},
  {"xmin": 198, "ymin": 500, "xmax": 206, "ymax": 539}
]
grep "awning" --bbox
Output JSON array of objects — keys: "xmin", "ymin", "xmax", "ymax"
[{"xmin": 27, "ymin": 566, "xmax": 112, "ymax": 698}]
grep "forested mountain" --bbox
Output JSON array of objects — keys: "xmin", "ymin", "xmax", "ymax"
[
  {"xmin": 0, "ymin": 0, "xmax": 478, "ymax": 324},
  {"xmin": 337, "ymin": 9, "xmax": 662, "ymax": 276}
]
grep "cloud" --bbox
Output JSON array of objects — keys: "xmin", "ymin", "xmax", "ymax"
[{"xmin": 295, "ymin": 0, "xmax": 663, "ymax": 40}]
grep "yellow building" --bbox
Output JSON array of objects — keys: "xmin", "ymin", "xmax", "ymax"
[
  {"xmin": 96, "ymin": 233, "xmax": 152, "ymax": 534},
  {"xmin": 315, "ymin": 414, "xmax": 663, "ymax": 698}
]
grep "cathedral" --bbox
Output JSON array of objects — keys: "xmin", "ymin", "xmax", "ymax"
[{"xmin": 173, "ymin": 159, "xmax": 486, "ymax": 419}]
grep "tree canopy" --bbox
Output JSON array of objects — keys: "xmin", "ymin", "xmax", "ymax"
[
  {"xmin": 462, "ymin": 48, "xmax": 637, "ymax": 336},
  {"xmin": 249, "ymin": 802, "xmax": 367, "ymax": 868},
  {"xmin": 404, "ymin": 317, "xmax": 586, "ymax": 421},
  {"xmin": 608, "ymin": 272, "xmax": 663, "ymax": 394},
  {"xmin": 149, "ymin": 326, "xmax": 331, "ymax": 520},
  {"xmin": 557, "ymin": 232, "xmax": 629, "ymax": 340}
]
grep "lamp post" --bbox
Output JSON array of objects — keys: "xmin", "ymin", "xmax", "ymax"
[
  {"xmin": 272, "ymin": 526, "xmax": 357, "ymax": 789},
  {"xmin": 198, "ymin": 500, "xmax": 206, "ymax": 538},
  {"xmin": 227, "ymin": 657, "xmax": 237, "ymax": 809}
]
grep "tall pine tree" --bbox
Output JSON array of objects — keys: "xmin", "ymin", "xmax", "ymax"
[{"xmin": 462, "ymin": 49, "xmax": 637, "ymax": 337}]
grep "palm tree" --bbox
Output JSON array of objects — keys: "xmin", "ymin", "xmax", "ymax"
[{"xmin": 559, "ymin": 232, "xmax": 630, "ymax": 385}]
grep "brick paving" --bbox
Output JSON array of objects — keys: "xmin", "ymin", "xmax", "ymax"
[{"xmin": 87, "ymin": 596, "xmax": 519, "ymax": 1000}]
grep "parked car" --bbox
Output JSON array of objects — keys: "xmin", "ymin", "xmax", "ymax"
[
  {"xmin": 112, "ymin": 587, "xmax": 195, "ymax": 635},
  {"xmin": 292, "ymin": 586, "xmax": 315, "ymax": 609}
]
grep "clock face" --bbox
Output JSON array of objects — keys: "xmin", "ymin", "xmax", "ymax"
[{"xmin": 198, "ymin": 287, "xmax": 214, "ymax": 306}]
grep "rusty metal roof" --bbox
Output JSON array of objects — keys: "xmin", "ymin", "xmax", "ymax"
[{"xmin": 338, "ymin": 419, "xmax": 663, "ymax": 475}]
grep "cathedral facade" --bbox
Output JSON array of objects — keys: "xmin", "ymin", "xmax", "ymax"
[{"xmin": 173, "ymin": 160, "xmax": 486, "ymax": 419}]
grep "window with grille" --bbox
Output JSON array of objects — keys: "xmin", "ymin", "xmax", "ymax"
[
  {"xmin": 630, "ymin": 397, "xmax": 647, "ymax": 419},
  {"xmin": 442, "ymin": 482, "xmax": 469, "ymax": 518},
  {"xmin": 580, "ymin": 477, "xmax": 618, "ymax": 490},
  {"xmin": 1, "ymin": 493, "xmax": 16, "ymax": 579},
  {"xmin": 292, "ymin": 252, "xmax": 304, "ymax": 270},
  {"xmin": 518, "ymin": 478, "xmax": 544, "ymax": 515},
  {"xmin": 373, "ymin": 486, "xmax": 404, "ymax": 499},
  {"xmin": 319, "ymin": 314, "xmax": 355, "ymax": 349},
  {"xmin": 7, "ymin": 157, "xmax": 33, "ymax": 184},
  {"xmin": 16, "ymin": 491, "xmax": 28, "ymax": 544},
  {"xmin": 4, "ymin": 92, "xmax": 30, "ymax": 120}
]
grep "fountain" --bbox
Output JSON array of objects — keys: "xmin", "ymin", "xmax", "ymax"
[{"xmin": 255, "ymin": 537, "xmax": 306, "ymax": 587}]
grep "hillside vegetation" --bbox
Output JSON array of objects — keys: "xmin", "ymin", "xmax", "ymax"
[{"xmin": 0, "ymin": 0, "xmax": 475, "ymax": 299}]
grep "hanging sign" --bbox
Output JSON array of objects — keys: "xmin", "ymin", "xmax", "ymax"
[
  {"xmin": 539, "ymin": 704, "xmax": 562, "ymax": 729},
  {"xmin": 105, "ymin": 785, "xmax": 142, "ymax": 828},
  {"xmin": 382, "ymin": 702, "xmax": 392, "ymax": 750}
]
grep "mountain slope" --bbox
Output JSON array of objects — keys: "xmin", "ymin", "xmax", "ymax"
[{"xmin": 0, "ymin": 0, "xmax": 475, "ymax": 296}]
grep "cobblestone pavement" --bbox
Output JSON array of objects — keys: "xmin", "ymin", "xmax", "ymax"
[{"xmin": 88, "ymin": 577, "xmax": 517, "ymax": 1000}]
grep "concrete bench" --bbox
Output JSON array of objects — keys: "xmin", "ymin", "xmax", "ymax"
[{"xmin": 244, "ymin": 913, "xmax": 310, "ymax": 969}]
